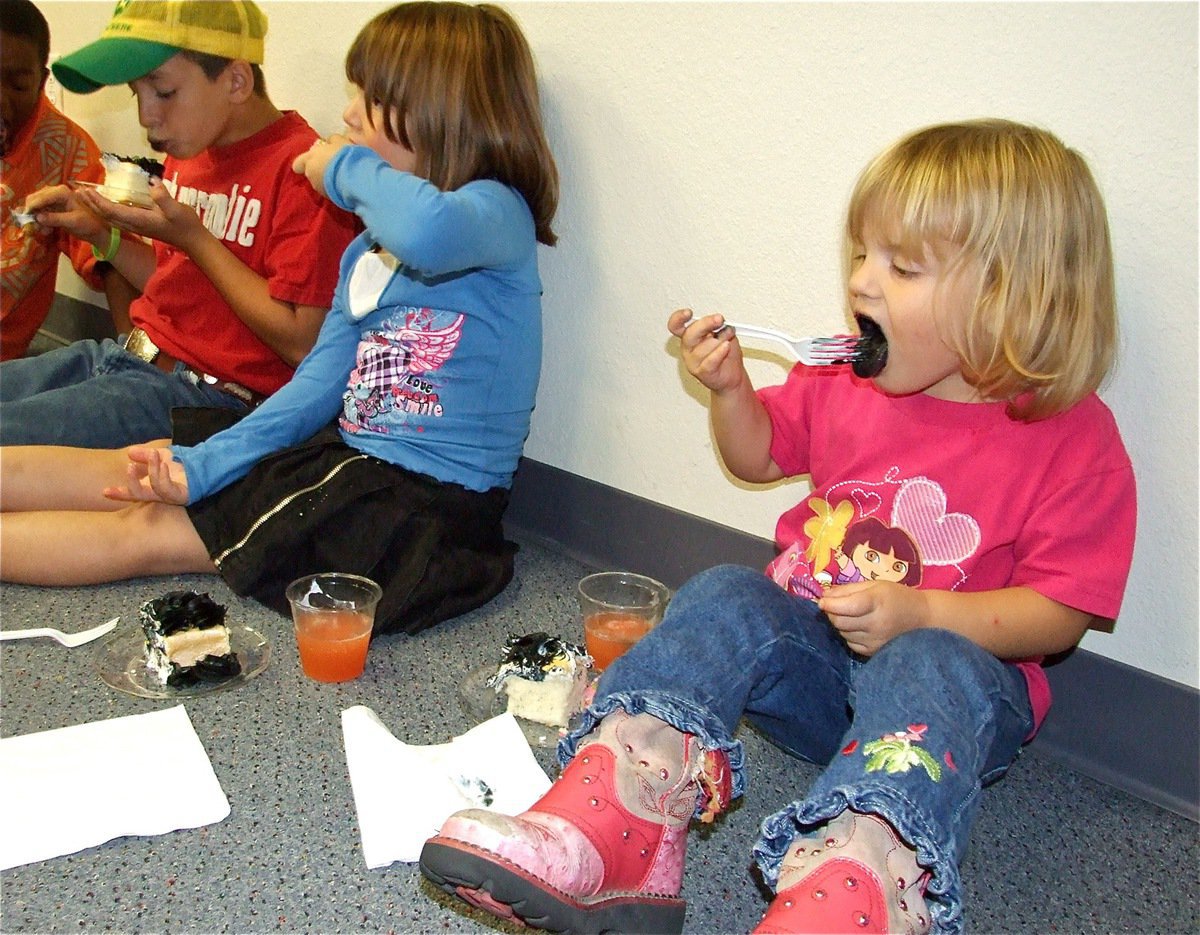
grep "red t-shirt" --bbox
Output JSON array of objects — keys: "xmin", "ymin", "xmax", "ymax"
[
  {"xmin": 758, "ymin": 365, "xmax": 1137, "ymax": 730},
  {"xmin": 1, "ymin": 96, "xmax": 105, "ymax": 360},
  {"xmin": 133, "ymin": 111, "xmax": 358, "ymax": 395}
]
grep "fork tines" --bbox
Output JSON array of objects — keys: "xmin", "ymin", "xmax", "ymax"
[{"xmin": 806, "ymin": 336, "xmax": 868, "ymax": 363}]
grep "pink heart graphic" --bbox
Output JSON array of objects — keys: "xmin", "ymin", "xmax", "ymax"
[
  {"xmin": 851, "ymin": 488, "xmax": 883, "ymax": 517},
  {"xmin": 891, "ymin": 478, "xmax": 980, "ymax": 566}
]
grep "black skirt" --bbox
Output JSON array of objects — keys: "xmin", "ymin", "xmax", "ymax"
[{"xmin": 178, "ymin": 413, "xmax": 515, "ymax": 635}]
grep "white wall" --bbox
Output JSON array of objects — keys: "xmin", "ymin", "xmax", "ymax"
[{"xmin": 44, "ymin": 1, "xmax": 1199, "ymax": 689}]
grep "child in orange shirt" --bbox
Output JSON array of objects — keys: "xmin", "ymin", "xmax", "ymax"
[{"xmin": 0, "ymin": 0, "xmax": 123, "ymax": 360}]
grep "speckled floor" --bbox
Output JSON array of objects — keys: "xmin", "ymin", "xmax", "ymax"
[{"xmin": 1, "ymin": 538, "xmax": 1196, "ymax": 934}]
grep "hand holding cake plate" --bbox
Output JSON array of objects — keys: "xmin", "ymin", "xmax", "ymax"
[
  {"xmin": 70, "ymin": 179, "xmax": 154, "ymax": 210},
  {"xmin": 69, "ymin": 157, "xmax": 154, "ymax": 209}
]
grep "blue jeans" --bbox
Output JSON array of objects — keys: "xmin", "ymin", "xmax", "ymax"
[
  {"xmin": 0, "ymin": 339, "xmax": 249, "ymax": 448},
  {"xmin": 561, "ymin": 564, "xmax": 1034, "ymax": 934}
]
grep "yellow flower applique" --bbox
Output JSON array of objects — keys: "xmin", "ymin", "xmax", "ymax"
[{"xmin": 803, "ymin": 497, "xmax": 854, "ymax": 572}]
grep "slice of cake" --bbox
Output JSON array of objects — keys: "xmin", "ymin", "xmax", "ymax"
[
  {"xmin": 487, "ymin": 632, "xmax": 592, "ymax": 727},
  {"xmin": 99, "ymin": 155, "xmax": 152, "ymax": 207},
  {"xmin": 141, "ymin": 591, "xmax": 241, "ymax": 687}
]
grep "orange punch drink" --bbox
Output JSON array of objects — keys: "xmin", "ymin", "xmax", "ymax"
[
  {"xmin": 578, "ymin": 572, "xmax": 669, "ymax": 671},
  {"xmin": 583, "ymin": 612, "xmax": 654, "ymax": 671},
  {"xmin": 286, "ymin": 574, "xmax": 382, "ymax": 682}
]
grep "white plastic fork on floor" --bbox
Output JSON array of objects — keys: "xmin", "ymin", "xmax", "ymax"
[
  {"xmin": 0, "ymin": 617, "xmax": 119, "ymax": 648},
  {"xmin": 721, "ymin": 321, "xmax": 865, "ymax": 365}
]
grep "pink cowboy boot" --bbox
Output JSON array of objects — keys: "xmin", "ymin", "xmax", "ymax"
[
  {"xmin": 752, "ymin": 810, "xmax": 931, "ymax": 935},
  {"xmin": 419, "ymin": 708, "xmax": 731, "ymax": 934}
]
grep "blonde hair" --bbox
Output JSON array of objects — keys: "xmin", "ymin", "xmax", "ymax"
[
  {"xmin": 345, "ymin": 2, "xmax": 558, "ymax": 245},
  {"xmin": 846, "ymin": 119, "xmax": 1116, "ymax": 420}
]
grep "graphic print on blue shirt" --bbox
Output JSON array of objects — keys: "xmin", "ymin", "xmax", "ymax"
[{"xmin": 340, "ymin": 306, "xmax": 464, "ymax": 436}]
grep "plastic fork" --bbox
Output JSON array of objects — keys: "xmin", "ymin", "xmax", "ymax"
[
  {"xmin": 0, "ymin": 617, "xmax": 119, "ymax": 648},
  {"xmin": 721, "ymin": 321, "xmax": 867, "ymax": 366}
]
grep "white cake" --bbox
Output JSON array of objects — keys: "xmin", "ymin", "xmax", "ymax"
[
  {"xmin": 100, "ymin": 156, "xmax": 151, "ymax": 206},
  {"xmin": 487, "ymin": 632, "xmax": 592, "ymax": 727},
  {"xmin": 141, "ymin": 591, "xmax": 240, "ymax": 687}
]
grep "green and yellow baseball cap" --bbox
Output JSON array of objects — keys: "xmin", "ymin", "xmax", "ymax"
[{"xmin": 51, "ymin": 0, "xmax": 268, "ymax": 94}]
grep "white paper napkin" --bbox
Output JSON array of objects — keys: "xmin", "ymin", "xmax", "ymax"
[
  {"xmin": 0, "ymin": 705, "xmax": 230, "ymax": 871},
  {"xmin": 342, "ymin": 705, "xmax": 552, "ymax": 867}
]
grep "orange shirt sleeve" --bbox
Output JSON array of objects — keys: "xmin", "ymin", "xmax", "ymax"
[{"xmin": 61, "ymin": 131, "xmax": 107, "ymax": 290}]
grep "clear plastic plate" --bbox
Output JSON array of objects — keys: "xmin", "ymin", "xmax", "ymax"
[
  {"xmin": 96, "ymin": 623, "xmax": 270, "ymax": 699},
  {"xmin": 71, "ymin": 179, "xmax": 154, "ymax": 209},
  {"xmin": 459, "ymin": 666, "xmax": 597, "ymax": 748}
]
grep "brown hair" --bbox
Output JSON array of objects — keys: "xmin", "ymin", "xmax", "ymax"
[
  {"xmin": 345, "ymin": 2, "xmax": 558, "ymax": 246},
  {"xmin": 179, "ymin": 49, "xmax": 266, "ymax": 95},
  {"xmin": 846, "ymin": 119, "xmax": 1116, "ymax": 420}
]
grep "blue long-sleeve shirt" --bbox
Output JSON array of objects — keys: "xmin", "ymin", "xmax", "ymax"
[{"xmin": 172, "ymin": 145, "xmax": 543, "ymax": 499}]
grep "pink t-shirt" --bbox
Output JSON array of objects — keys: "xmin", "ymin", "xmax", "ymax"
[{"xmin": 758, "ymin": 365, "xmax": 1136, "ymax": 731}]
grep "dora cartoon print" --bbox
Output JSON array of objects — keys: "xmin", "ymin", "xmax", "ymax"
[
  {"xmin": 833, "ymin": 516, "xmax": 922, "ymax": 586},
  {"xmin": 769, "ymin": 470, "xmax": 980, "ymax": 602}
]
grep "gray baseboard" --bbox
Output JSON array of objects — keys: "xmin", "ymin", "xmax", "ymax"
[{"xmin": 507, "ymin": 457, "xmax": 1200, "ymax": 822}]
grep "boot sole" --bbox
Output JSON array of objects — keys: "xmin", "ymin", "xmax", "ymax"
[{"xmin": 420, "ymin": 836, "xmax": 686, "ymax": 934}]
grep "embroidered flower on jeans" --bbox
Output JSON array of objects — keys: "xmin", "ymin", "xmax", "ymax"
[{"xmin": 860, "ymin": 723, "xmax": 942, "ymax": 781}]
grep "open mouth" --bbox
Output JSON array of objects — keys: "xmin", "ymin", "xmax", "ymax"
[{"xmin": 852, "ymin": 315, "xmax": 888, "ymax": 378}]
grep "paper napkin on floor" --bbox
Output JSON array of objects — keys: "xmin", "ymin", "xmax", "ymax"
[
  {"xmin": 342, "ymin": 704, "xmax": 552, "ymax": 867},
  {"xmin": 0, "ymin": 705, "xmax": 230, "ymax": 870}
]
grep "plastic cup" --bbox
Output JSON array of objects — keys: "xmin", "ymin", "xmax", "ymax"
[
  {"xmin": 286, "ymin": 573, "xmax": 382, "ymax": 682},
  {"xmin": 578, "ymin": 571, "xmax": 669, "ymax": 671}
]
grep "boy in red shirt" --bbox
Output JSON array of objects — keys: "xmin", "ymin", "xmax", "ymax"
[{"xmin": 1, "ymin": 0, "xmax": 357, "ymax": 447}]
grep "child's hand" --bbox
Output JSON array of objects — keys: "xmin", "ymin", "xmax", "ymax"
[
  {"xmin": 818, "ymin": 580, "xmax": 929, "ymax": 656},
  {"xmin": 22, "ymin": 184, "xmax": 110, "ymax": 243},
  {"xmin": 74, "ymin": 179, "xmax": 203, "ymax": 253},
  {"xmin": 293, "ymin": 134, "xmax": 352, "ymax": 198},
  {"xmin": 668, "ymin": 307, "xmax": 747, "ymax": 394},
  {"xmin": 102, "ymin": 446, "xmax": 190, "ymax": 506}
]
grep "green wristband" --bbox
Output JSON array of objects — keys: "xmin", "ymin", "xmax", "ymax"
[{"xmin": 91, "ymin": 226, "xmax": 120, "ymax": 262}]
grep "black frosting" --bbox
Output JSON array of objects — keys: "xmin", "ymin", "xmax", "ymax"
[
  {"xmin": 141, "ymin": 590, "xmax": 240, "ymax": 685},
  {"xmin": 104, "ymin": 153, "xmax": 165, "ymax": 177},
  {"xmin": 142, "ymin": 590, "xmax": 226, "ymax": 636},
  {"xmin": 489, "ymin": 632, "xmax": 586, "ymax": 685},
  {"xmin": 165, "ymin": 653, "xmax": 242, "ymax": 687},
  {"xmin": 851, "ymin": 315, "xmax": 888, "ymax": 378}
]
